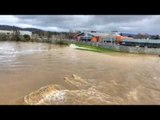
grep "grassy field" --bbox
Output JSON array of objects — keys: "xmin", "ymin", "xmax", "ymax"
[{"xmin": 73, "ymin": 42, "xmax": 118, "ymax": 53}]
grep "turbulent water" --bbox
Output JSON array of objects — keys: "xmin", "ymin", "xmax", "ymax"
[{"xmin": 0, "ymin": 41, "xmax": 160, "ymax": 105}]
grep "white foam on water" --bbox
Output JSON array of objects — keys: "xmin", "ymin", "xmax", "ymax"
[
  {"xmin": 69, "ymin": 44, "xmax": 79, "ymax": 48},
  {"xmin": 69, "ymin": 44, "xmax": 86, "ymax": 49},
  {"xmin": 45, "ymin": 91, "xmax": 66, "ymax": 104}
]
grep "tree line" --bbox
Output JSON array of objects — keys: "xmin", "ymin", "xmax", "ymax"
[{"xmin": 0, "ymin": 31, "xmax": 32, "ymax": 42}]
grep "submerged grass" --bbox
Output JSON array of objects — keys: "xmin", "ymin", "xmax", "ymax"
[{"xmin": 55, "ymin": 40, "xmax": 69, "ymax": 46}]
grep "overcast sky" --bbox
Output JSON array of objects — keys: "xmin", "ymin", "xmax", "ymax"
[{"xmin": 0, "ymin": 15, "xmax": 160, "ymax": 34}]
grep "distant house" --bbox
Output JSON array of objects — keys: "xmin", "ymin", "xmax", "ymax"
[
  {"xmin": 101, "ymin": 34, "xmax": 116, "ymax": 43},
  {"xmin": 74, "ymin": 32, "xmax": 94, "ymax": 41}
]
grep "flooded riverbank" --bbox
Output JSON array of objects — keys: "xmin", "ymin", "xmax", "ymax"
[{"xmin": 0, "ymin": 41, "xmax": 160, "ymax": 104}]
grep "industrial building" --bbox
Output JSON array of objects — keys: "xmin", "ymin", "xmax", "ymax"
[
  {"xmin": 74, "ymin": 31, "xmax": 109, "ymax": 42},
  {"xmin": 121, "ymin": 39, "xmax": 160, "ymax": 48},
  {"xmin": 73, "ymin": 31, "xmax": 133, "ymax": 44},
  {"xmin": 73, "ymin": 31, "xmax": 120, "ymax": 42}
]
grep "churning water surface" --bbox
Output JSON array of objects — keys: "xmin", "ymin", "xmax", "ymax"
[{"xmin": 0, "ymin": 41, "xmax": 160, "ymax": 104}]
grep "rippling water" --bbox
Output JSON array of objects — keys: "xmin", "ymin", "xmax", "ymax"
[{"xmin": 0, "ymin": 41, "xmax": 160, "ymax": 104}]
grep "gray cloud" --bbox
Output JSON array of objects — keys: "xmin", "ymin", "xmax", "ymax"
[{"xmin": 0, "ymin": 15, "xmax": 160, "ymax": 34}]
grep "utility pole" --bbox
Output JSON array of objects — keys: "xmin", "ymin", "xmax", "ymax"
[
  {"xmin": 111, "ymin": 38, "xmax": 112, "ymax": 46},
  {"xmin": 85, "ymin": 32, "xmax": 87, "ymax": 42}
]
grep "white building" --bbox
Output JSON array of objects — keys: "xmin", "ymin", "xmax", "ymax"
[
  {"xmin": 19, "ymin": 30, "xmax": 32, "ymax": 36},
  {"xmin": 0, "ymin": 30, "xmax": 32, "ymax": 36},
  {"xmin": 0, "ymin": 30, "xmax": 13, "ymax": 34}
]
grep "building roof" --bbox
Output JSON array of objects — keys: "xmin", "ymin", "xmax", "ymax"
[
  {"xmin": 88, "ymin": 32, "xmax": 109, "ymax": 37},
  {"xmin": 74, "ymin": 32, "xmax": 119, "ymax": 38},
  {"xmin": 122, "ymin": 39, "xmax": 160, "ymax": 44}
]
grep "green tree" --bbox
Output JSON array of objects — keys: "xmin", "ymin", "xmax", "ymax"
[
  {"xmin": 23, "ymin": 34, "xmax": 31, "ymax": 41},
  {"xmin": 12, "ymin": 30, "xmax": 21, "ymax": 41},
  {"xmin": 47, "ymin": 31, "xmax": 52, "ymax": 38},
  {"xmin": 0, "ymin": 33, "xmax": 8, "ymax": 41}
]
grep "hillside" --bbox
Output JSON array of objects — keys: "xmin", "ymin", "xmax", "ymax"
[
  {"xmin": 0, "ymin": 25, "xmax": 69, "ymax": 36},
  {"xmin": 0, "ymin": 25, "xmax": 45, "ymax": 32}
]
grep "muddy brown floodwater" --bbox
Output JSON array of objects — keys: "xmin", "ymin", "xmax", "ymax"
[{"xmin": 0, "ymin": 41, "xmax": 160, "ymax": 105}]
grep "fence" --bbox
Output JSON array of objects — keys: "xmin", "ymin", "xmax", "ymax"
[{"xmin": 66, "ymin": 39, "xmax": 160, "ymax": 55}]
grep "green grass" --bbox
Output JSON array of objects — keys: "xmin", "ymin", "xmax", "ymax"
[
  {"xmin": 72, "ymin": 42, "xmax": 140, "ymax": 56},
  {"xmin": 73, "ymin": 42, "xmax": 118, "ymax": 53}
]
